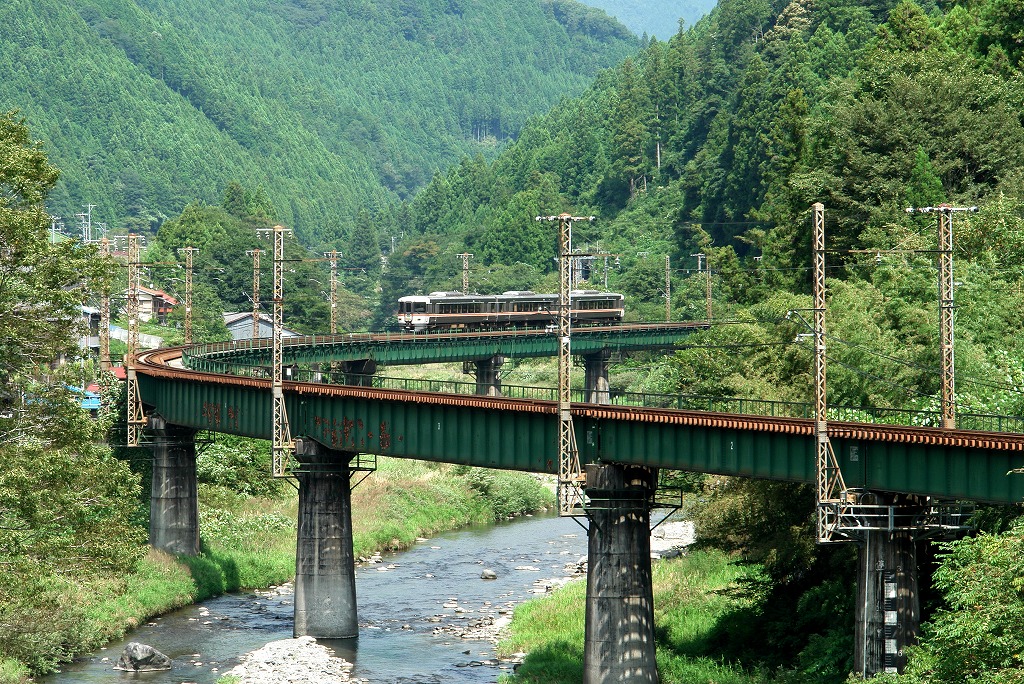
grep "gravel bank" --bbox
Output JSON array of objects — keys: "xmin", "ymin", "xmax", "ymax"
[{"xmin": 223, "ymin": 636, "xmax": 360, "ymax": 684}]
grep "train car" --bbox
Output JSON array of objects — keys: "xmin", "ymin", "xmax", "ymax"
[{"xmin": 396, "ymin": 290, "xmax": 624, "ymax": 332}]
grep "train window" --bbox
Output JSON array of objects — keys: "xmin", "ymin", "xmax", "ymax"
[{"xmin": 414, "ymin": 302, "xmax": 426, "ymax": 313}]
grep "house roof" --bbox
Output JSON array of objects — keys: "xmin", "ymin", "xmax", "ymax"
[
  {"xmin": 224, "ymin": 311, "xmax": 271, "ymax": 326},
  {"xmin": 223, "ymin": 312, "xmax": 300, "ymax": 336},
  {"xmin": 139, "ymin": 286, "xmax": 178, "ymax": 306}
]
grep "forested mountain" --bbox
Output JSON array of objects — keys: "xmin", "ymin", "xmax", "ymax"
[
  {"xmin": 577, "ymin": 0, "xmax": 717, "ymax": 38},
  {"xmin": 0, "ymin": 0, "xmax": 638, "ymax": 243}
]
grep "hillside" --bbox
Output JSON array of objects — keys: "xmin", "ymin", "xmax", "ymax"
[
  {"xmin": 577, "ymin": 0, "xmax": 717, "ymax": 38},
  {"xmin": 0, "ymin": 0, "xmax": 638, "ymax": 244}
]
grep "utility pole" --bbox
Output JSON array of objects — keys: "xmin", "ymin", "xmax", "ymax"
[
  {"xmin": 536, "ymin": 213, "xmax": 594, "ymax": 516},
  {"xmin": 49, "ymin": 215, "xmax": 64, "ymax": 243},
  {"xmin": 246, "ymin": 249, "xmax": 264, "ymax": 339},
  {"xmin": 77, "ymin": 204, "xmax": 96, "ymax": 243},
  {"xmin": 99, "ymin": 237, "xmax": 111, "ymax": 371},
  {"xmin": 906, "ymin": 204, "xmax": 977, "ymax": 429},
  {"xmin": 457, "ymin": 253, "xmax": 473, "ymax": 294},
  {"xmin": 691, "ymin": 252, "xmax": 712, "ymax": 321},
  {"xmin": 256, "ymin": 226, "xmax": 295, "ymax": 476},
  {"xmin": 810, "ymin": 204, "xmax": 849, "ymax": 542},
  {"xmin": 324, "ymin": 250, "xmax": 340, "ymax": 334},
  {"xmin": 177, "ymin": 246, "xmax": 198, "ymax": 344},
  {"xmin": 664, "ymin": 255, "xmax": 671, "ymax": 322},
  {"xmin": 126, "ymin": 234, "xmax": 145, "ymax": 446}
]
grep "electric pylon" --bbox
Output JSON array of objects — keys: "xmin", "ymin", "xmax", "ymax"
[
  {"xmin": 325, "ymin": 250, "xmax": 340, "ymax": 334},
  {"xmin": 257, "ymin": 226, "xmax": 294, "ymax": 476},
  {"xmin": 457, "ymin": 253, "xmax": 473, "ymax": 294},
  {"xmin": 126, "ymin": 234, "xmax": 146, "ymax": 446},
  {"xmin": 246, "ymin": 249, "xmax": 264, "ymax": 339},
  {"xmin": 906, "ymin": 204, "xmax": 977, "ymax": 429},
  {"xmin": 536, "ymin": 213, "xmax": 594, "ymax": 516},
  {"xmin": 99, "ymin": 237, "xmax": 111, "ymax": 371},
  {"xmin": 177, "ymin": 247, "xmax": 198, "ymax": 344}
]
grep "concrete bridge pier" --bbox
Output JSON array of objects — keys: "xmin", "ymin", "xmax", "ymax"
[
  {"xmin": 293, "ymin": 438, "xmax": 358, "ymax": 639},
  {"xmin": 342, "ymin": 359, "xmax": 377, "ymax": 387},
  {"xmin": 148, "ymin": 416, "xmax": 200, "ymax": 555},
  {"xmin": 472, "ymin": 355, "xmax": 504, "ymax": 396},
  {"xmin": 854, "ymin": 493, "xmax": 920, "ymax": 678},
  {"xmin": 584, "ymin": 463, "xmax": 659, "ymax": 684},
  {"xmin": 582, "ymin": 351, "xmax": 611, "ymax": 405}
]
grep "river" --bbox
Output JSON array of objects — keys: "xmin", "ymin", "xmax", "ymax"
[{"xmin": 42, "ymin": 513, "xmax": 588, "ymax": 683}]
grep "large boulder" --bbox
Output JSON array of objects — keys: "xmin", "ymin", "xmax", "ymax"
[{"xmin": 114, "ymin": 642, "xmax": 172, "ymax": 671}]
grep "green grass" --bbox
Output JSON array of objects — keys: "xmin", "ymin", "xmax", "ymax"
[
  {"xmin": 0, "ymin": 658, "xmax": 29, "ymax": 684},
  {"xmin": 80, "ymin": 549, "xmax": 199, "ymax": 645},
  {"xmin": 498, "ymin": 549, "xmax": 767, "ymax": 684}
]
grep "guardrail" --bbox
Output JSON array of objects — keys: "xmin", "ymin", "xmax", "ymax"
[{"xmin": 180, "ymin": 322, "xmax": 709, "ymax": 366}]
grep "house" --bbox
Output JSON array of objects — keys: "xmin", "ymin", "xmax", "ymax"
[
  {"xmin": 134, "ymin": 286, "xmax": 178, "ymax": 323},
  {"xmin": 80, "ymin": 306, "xmax": 101, "ymax": 352},
  {"xmin": 223, "ymin": 312, "xmax": 301, "ymax": 341}
]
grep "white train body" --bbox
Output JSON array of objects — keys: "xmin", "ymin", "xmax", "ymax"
[{"xmin": 396, "ymin": 290, "xmax": 624, "ymax": 332}]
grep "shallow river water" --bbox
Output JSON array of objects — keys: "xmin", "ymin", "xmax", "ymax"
[{"xmin": 42, "ymin": 514, "xmax": 588, "ymax": 683}]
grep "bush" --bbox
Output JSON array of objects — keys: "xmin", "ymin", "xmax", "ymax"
[{"xmin": 196, "ymin": 436, "xmax": 280, "ymax": 497}]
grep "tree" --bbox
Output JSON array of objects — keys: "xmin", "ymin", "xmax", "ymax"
[
  {"xmin": 0, "ymin": 111, "xmax": 145, "ymax": 675},
  {"xmin": 872, "ymin": 522, "xmax": 1024, "ymax": 684}
]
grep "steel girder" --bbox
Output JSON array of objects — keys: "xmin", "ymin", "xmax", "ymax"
[
  {"xmin": 137, "ymin": 370, "xmax": 1024, "ymax": 505},
  {"xmin": 183, "ymin": 325, "xmax": 705, "ymax": 370}
]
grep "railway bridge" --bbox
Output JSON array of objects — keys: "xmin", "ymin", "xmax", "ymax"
[{"xmin": 134, "ymin": 326, "xmax": 1024, "ymax": 682}]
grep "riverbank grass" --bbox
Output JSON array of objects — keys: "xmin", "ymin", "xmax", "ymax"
[
  {"xmin": 498, "ymin": 548, "xmax": 764, "ymax": 684},
  {"xmin": 0, "ymin": 659, "xmax": 28, "ymax": 684}
]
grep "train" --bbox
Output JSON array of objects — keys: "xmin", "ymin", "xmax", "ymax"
[{"xmin": 397, "ymin": 290, "xmax": 625, "ymax": 332}]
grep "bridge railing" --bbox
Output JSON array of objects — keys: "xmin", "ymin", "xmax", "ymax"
[
  {"xmin": 179, "ymin": 355, "xmax": 1024, "ymax": 434},
  {"xmin": 181, "ymin": 322, "xmax": 709, "ymax": 365}
]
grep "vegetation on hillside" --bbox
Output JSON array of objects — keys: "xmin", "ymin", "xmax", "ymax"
[
  {"xmin": 0, "ymin": 111, "xmax": 145, "ymax": 679},
  {"xmin": 0, "ymin": 0, "xmax": 638, "ymax": 242}
]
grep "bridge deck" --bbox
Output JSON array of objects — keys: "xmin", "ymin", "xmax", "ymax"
[
  {"xmin": 138, "ymin": 348, "xmax": 1024, "ymax": 505},
  {"xmin": 183, "ymin": 322, "xmax": 708, "ymax": 368}
]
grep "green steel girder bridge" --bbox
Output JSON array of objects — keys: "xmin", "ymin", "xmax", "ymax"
[
  {"xmin": 137, "ymin": 342, "xmax": 1024, "ymax": 505},
  {"xmin": 182, "ymin": 322, "xmax": 709, "ymax": 369}
]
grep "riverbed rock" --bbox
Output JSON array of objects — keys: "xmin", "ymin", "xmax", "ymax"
[
  {"xmin": 224, "ymin": 636, "xmax": 352, "ymax": 683},
  {"xmin": 650, "ymin": 521, "xmax": 696, "ymax": 559},
  {"xmin": 114, "ymin": 642, "xmax": 172, "ymax": 671},
  {"xmin": 480, "ymin": 568, "xmax": 497, "ymax": 579}
]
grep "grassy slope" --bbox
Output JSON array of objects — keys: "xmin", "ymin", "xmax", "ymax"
[{"xmin": 498, "ymin": 549, "xmax": 766, "ymax": 684}]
